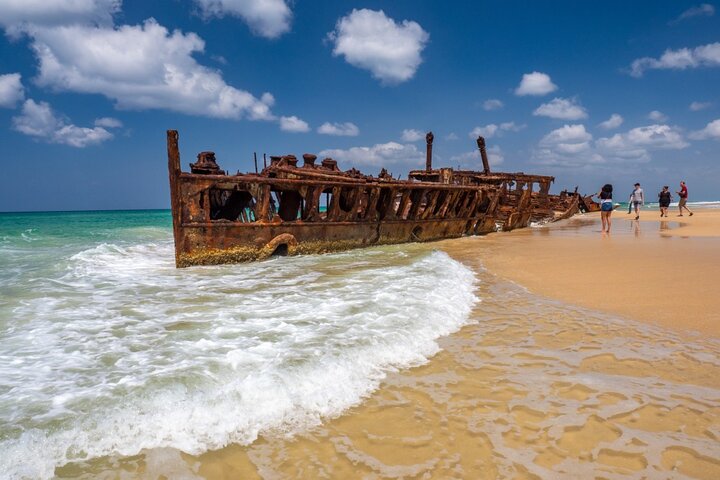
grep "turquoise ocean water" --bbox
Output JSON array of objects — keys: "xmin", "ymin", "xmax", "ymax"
[{"xmin": 0, "ymin": 210, "xmax": 478, "ymax": 478}]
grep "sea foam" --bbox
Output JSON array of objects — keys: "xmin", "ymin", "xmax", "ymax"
[{"xmin": 0, "ymin": 240, "xmax": 477, "ymax": 479}]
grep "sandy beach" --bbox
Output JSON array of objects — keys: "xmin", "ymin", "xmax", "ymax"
[
  {"xmin": 458, "ymin": 207, "xmax": 720, "ymax": 336},
  {"xmin": 70, "ymin": 207, "xmax": 720, "ymax": 479}
]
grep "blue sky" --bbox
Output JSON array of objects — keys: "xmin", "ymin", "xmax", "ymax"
[{"xmin": 0, "ymin": 0, "xmax": 719, "ymax": 211}]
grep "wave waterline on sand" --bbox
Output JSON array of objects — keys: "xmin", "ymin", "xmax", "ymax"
[
  {"xmin": 226, "ymin": 276, "xmax": 720, "ymax": 479},
  {"xmin": 393, "ymin": 278, "xmax": 720, "ymax": 479},
  {"xmin": 0, "ymin": 240, "xmax": 478, "ymax": 479},
  {"xmin": 55, "ymin": 271, "xmax": 720, "ymax": 479}
]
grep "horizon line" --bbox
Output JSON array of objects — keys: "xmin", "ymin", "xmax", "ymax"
[{"xmin": 0, "ymin": 208, "xmax": 171, "ymax": 215}]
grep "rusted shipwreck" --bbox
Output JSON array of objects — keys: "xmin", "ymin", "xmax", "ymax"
[
  {"xmin": 167, "ymin": 130, "xmax": 498, "ymax": 267},
  {"xmin": 167, "ymin": 130, "xmax": 576, "ymax": 267},
  {"xmin": 578, "ymin": 194, "xmax": 602, "ymax": 213},
  {"xmin": 408, "ymin": 136, "xmax": 578, "ymax": 227}
]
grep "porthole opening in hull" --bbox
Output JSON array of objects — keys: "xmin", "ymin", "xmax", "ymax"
[{"xmin": 271, "ymin": 243, "xmax": 289, "ymax": 257}]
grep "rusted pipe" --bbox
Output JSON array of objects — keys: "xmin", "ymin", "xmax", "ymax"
[
  {"xmin": 166, "ymin": 130, "xmax": 182, "ymax": 267},
  {"xmin": 476, "ymin": 136, "xmax": 490, "ymax": 174},
  {"xmin": 425, "ymin": 131, "xmax": 434, "ymax": 172}
]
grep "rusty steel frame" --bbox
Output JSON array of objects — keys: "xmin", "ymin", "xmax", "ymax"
[
  {"xmin": 168, "ymin": 130, "xmax": 506, "ymax": 267},
  {"xmin": 167, "ymin": 130, "xmax": 584, "ymax": 267},
  {"xmin": 408, "ymin": 135, "xmax": 573, "ymax": 230}
]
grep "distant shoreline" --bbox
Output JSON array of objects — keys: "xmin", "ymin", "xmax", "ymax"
[{"xmin": 0, "ymin": 208, "xmax": 172, "ymax": 215}]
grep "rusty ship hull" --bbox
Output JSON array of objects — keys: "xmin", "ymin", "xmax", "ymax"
[
  {"xmin": 409, "ymin": 136, "xmax": 575, "ymax": 230},
  {"xmin": 537, "ymin": 188, "xmax": 581, "ymax": 222},
  {"xmin": 578, "ymin": 194, "xmax": 602, "ymax": 213},
  {"xmin": 168, "ymin": 130, "xmax": 500, "ymax": 267}
]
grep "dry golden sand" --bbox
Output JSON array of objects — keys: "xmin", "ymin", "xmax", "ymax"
[
  {"xmin": 461, "ymin": 208, "xmax": 720, "ymax": 336},
  {"xmin": 60, "ymin": 208, "xmax": 720, "ymax": 479}
]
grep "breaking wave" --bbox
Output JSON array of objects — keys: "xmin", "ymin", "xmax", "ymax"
[{"xmin": 0, "ymin": 238, "xmax": 477, "ymax": 479}]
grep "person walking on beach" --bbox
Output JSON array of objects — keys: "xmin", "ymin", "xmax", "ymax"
[
  {"xmin": 630, "ymin": 183, "xmax": 644, "ymax": 220},
  {"xmin": 627, "ymin": 191, "xmax": 633, "ymax": 214},
  {"xmin": 677, "ymin": 181, "xmax": 694, "ymax": 216},
  {"xmin": 658, "ymin": 186, "xmax": 672, "ymax": 217},
  {"xmin": 597, "ymin": 184, "xmax": 614, "ymax": 233}
]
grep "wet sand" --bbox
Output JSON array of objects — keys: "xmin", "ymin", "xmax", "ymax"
[{"xmin": 60, "ymin": 208, "xmax": 720, "ymax": 479}]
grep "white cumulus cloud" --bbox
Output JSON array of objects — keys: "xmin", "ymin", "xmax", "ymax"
[
  {"xmin": 0, "ymin": 73, "xmax": 25, "ymax": 108},
  {"xmin": 671, "ymin": 4, "xmax": 715, "ymax": 24},
  {"xmin": 193, "ymin": 0, "xmax": 292, "ymax": 39},
  {"xmin": 279, "ymin": 115, "xmax": 309, "ymax": 133},
  {"xmin": 541, "ymin": 124, "xmax": 592, "ymax": 144},
  {"xmin": 533, "ymin": 125, "xmax": 599, "ymax": 167},
  {"xmin": 482, "ymin": 99, "xmax": 504, "ymax": 110},
  {"xmin": 689, "ymin": 101, "xmax": 711, "ymax": 111},
  {"xmin": 499, "ymin": 122, "xmax": 525, "ymax": 132},
  {"xmin": 689, "ymin": 119, "xmax": 720, "ymax": 140},
  {"xmin": 0, "ymin": 0, "xmax": 119, "ymax": 36},
  {"xmin": 514, "ymin": 72, "xmax": 557, "ymax": 96},
  {"xmin": 401, "ymin": 129, "xmax": 425, "ymax": 142},
  {"xmin": 630, "ymin": 42, "xmax": 720, "ymax": 77},
  {"xmin": 94, "ymin": 116, "xmax": 122, "ymax": 128},
  {"xmin": 26, "ymin": 19, "xmax": 275, "ymax": 120},
  {"xmin": 533, "ymin": 121, "xmax": 689, "ymax": 168},
  {"xmin": 317, "ymin": 122, "xmax": 359, "ymax": 136},
  {"xmin": 469, "ymin": 122, "xmax": 524, "ymax": 139},
  {"xmin": 540, "ymin": 124, "xmax": 592, "ymax": 154},
  {"xmin": 328, "ymin": 9, "xmax": 429, "ymax": 85},
  {"xmin": 320, "ymin": 141, "xmax": 423, "ymax": 167},
  {"xmin": 598, "ymin": 113, "xmax": 623, "ymax": 130},
  {"xmin": 648, "ymin": 110, "xmax": 668, "ymax": 122},
  {"xmin": 469, "ymin": 124, "xmax": 498, "ymax": 139},
  {"xmin": 12, "ymin": 99, "xmax": 113, "ymax": 147},
  {"xmin": 533, "ymin": 97, "xmax": 588, "ymax": 120},
  {"xmin": 596, "ymin": 125, "xmax": 688, "ymax": 161},
  {"xmin": 450, "ymin": 145, "xmax": 505, "ymax": 168}
]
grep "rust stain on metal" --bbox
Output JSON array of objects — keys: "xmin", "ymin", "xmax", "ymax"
[
  {"xmin": 408, "ymin": 135, "xmax": 582, "ymax": 230},
  {"xmin": 167, "ymin": 130, "xmax": 583, "ymax": 267}
]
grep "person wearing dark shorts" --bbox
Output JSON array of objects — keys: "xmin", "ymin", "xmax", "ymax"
[
  {"xmin": 676, "ymin": 181, "xmax": 694, "ymax": 216},
  {"xmin": 658, "ymin": 186, "xmax": 672, "ymax": 217}
]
